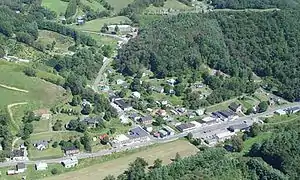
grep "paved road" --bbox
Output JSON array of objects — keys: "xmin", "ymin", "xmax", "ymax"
[
  {"xmin": 1, "ymin": 103, "xmax": 299, "ymax": 168},
  {"xmin": 92, "ymin": 57, "xmax": 111, "ymax": 92}
]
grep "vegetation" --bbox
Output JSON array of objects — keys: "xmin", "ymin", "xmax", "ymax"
[
  {"xmin": 211, "ymin": 0, "xmax": 300, "ymax": 9},
  {"xmin": 117, "ymin": 10, "xmax": 300, "ymax": 102}
]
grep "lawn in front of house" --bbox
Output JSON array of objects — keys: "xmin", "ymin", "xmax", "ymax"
[{"xmin": 70, "ymin": 16, "xmax": 132, "ymax": 32}]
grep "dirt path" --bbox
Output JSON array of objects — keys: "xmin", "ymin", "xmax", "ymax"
[
  {"xmin": 7, "ymin": 102, "xmax": 28, "ymax": 127},
  {"xmin": 0, "ymin": 84, "xmax": 29, "ymax": 93}
]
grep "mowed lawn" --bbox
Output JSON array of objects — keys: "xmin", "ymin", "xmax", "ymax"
[
  {"xmin": 42, "ymin": 0, "xmax": 68, "ymax": 15},
  {"xmin": 107, "ymin": 0, "xmax": 134, "ymax": 12},
  {"xmin": 70, "ymin": 16, "xmax": 132, "ymax": 32},
  {"xmin": 44, "ymin": 140, "xmax": 199, "ymax": 180},
  {"xmin": 0, "ymin": 61, "xmax": 65, "ymax": 109}
]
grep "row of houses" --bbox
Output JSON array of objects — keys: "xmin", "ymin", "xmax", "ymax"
[
  {"xmin": 153, "ymin": 125, "xmax": 175, "ymax": 138},
  {"xmin": 7, "ymin": 162, "xmax": 48, "ymax": 175}
]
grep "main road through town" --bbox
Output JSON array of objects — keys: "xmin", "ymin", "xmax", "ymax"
[{"xmin": 0, "ymin": 102, "xmax": 299, "ymax": 168}]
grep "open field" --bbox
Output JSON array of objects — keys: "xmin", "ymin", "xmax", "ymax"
[
  {"xmin": 242, "ymin": 132, "xmax": 272, "ymax": 154},
  {"xmin": 145, "ymin": 0, "xmax": 192, "ymax": 13},
  {"xmin": 87, "ymin": 33, "xmax": 118, "ymax": 47},
  {"xmin": 44, "ymin": 140, "xmax": 198, "ymax": 180},
  {"xmin": 42, "ymin": 0, "xmax": 68, "ymax": 15},
  {"xmin": 81, "ymin": 0, "xmax": 105, "ymax": 11},
  {"xmin": 32, "ymin": 119, "xmax": 50, "ymax": 133},
  {"xmin": 70, "ymin": 16, "xmax": 132, "ymax": 32},
  {"xmin": 37, "ymin": 30, "xmax": 74, "ymax": 53},
  {"xmin": 107, "ymin": 0, "xmax": 134, "ymax": 12}
]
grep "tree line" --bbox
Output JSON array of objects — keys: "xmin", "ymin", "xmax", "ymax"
[
  {"xmin": 211, "ymin": 0, "xmax": 300, "ymax": 9},
  {"xmin": 116, "ymin": 10, "xmax": 300, "ymax": 102}
]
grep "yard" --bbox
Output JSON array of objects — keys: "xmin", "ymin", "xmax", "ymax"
[
  {"xmin": 70, "ymin": 16, "xmax": 132, "ymax": 32},
  {"xmin": 42, "ymin": 0, "xmax": 68, "ymax": 15},
  {"xmin": 43, "ymin": 140, "xmax": 198, "ymax": 180},
  {"xmin": 107, "ymin": 0, "xmax": 134, "ymax": 12},
  {"xmin": 32, "ymin": 120, "xmax": 50, "ymax": 133}
]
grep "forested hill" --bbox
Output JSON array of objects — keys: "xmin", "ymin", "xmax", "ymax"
[
  {"xmin": 211, "ymin": 0, "xmax": 300, "ymax": 9},
  {"xmin": 116, "ymin": 10, "xmax": 300, "ymax": 101}
]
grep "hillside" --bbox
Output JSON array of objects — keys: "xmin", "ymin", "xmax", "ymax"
[
  {"xmin": 211, "ymin": 0, "xmax": 300, "ymax": 9},
  {"xmin": 116, "ymin": 10, "xmax": 300, "ymax": 101}
]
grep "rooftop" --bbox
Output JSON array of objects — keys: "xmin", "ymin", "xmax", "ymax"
[
  {"xmin": 128, "ymin": 126, "xmax": 148, "ymax": 139},
  {"xmin": 228, "ymin": 123, "xmax": 250, "ymax": 131},
  {"xmin": 64, "ymin": 146, "xmax": 79, "ymax": 152},
  {"xmin": 17, "ymin": 163, "xmax": 26, "ymax": 169},
  {"xmin": 114, "ymin": 99, "xmax": 131, "ymax": 109},
  {"xmin": 140, "ymin": 116, "xmax": 153, "ymax": 122},
  {"xmin": 176, "ymin": 123, "xmax": 195, "ymax": 131},
  {"xmin": 229, "ymin": 102, "xmax": 242, "ymax": 111}
]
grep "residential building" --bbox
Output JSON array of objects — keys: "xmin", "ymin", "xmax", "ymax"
[
  {"xmin": 107, "ymin": 25, "xmax": 133, "ymax": 33},
  {"xmin": 195, "ymin": 109, "xmax": 205, "ymax": 116},
  {"xmin": 17, "ymin": 163, "xmax": 26, "ymax": 173},
  {"xmin": 285, "ymin": 106, "xmax": 300, "ymax": 114},
  {"xmin": 274, "ymin": 109, "xmax": 287, "ymax": 116},
  {"xmin": 35, "ymin": 162, "xmax": 48, "ymax": 171},
  {"xmin": 153, "ymin": 86, "xmax": 164, "ymax": 93},
  {"xmin": 77, "ymin": 16, "xmax": 85, "ymax": 25},
  {"xmin": 7, "ymin": 170, "xmax": 16, "ymax": 175},
  {"xmin": 162, "ymin": 125, "xmax": 175, "ymax": 136},
  {"xmin": 229, "ymin": 102, "xmax": 243, "ymax": 112},
  {"xmin": 33, "ymin": 140, "xmax": 48, "ymax": 151},
  {"xmin": 132, "ymin": 91, "xmax": 141, "ymax": 99},
  {"xmin": 81, "ymin": 99, "xmax": 91, "ymax": 107},
  {"xmin": 114, "ymin": 99, "xmax": 132, "ymax": 111},
  {"xmin": 167, "ymin": 79, "xmax": 176, "ymax": 86},
  {"xmin": 81, "ymin": 117, "xmax": 102, "ymax": 128},
  {"xmin": 61, "ymin": 157, "xmax": 78, "ymax": 168},
  {"xmin": 176, "ymin": 123, "xmax": 196, "ymax": 132},
  {"xmin": 11, "ymin": 145, "xmax": 28, "ymax": 161},
  {"xmin": 144, "ymin": 126, "xmax": 153, "ymax": 133},
  {"xmin": 138, "ymin": 116, "xmax": 153, "ymax": 125},
  {"xmin": 156, "ymin": 109, "xmax": 167, "ymax": 117},
  {"xmin": 228, "ymin": 123, "xmax": 250, "ymax": 132},
  {"xmin": 116, "ymin": 79, "xmax": 125, "ymax": 85},
  {"xmin": 158, "ymin": 129, "xmax": 168, "ymax": 138},
  {"xmin": 64, "ymin": 146, "xmax": 80, "ymax": 156},
  {"xmin": 129, "ymin": 113, "xmax": 141, "ymax": 121}
]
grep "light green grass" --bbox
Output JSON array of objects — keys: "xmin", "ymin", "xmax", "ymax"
[
  {"xmin": 29, "ymin": 146, "xmax": 64, "ymax": 161},
  {"xmin": 42, "ymin": 0, "xmax": 68, "ymax": 15},
  {"xmin": 107, "ymin": 0, "xmax": 134, "ymax": 12},
  {"xmin": 206, "ymin": 98, "xmax": 237, "ymax": 113},
  {"xmin": 32, "ymin": 120, "xmax": 50, "ymax": 133},
  {"xmin": 87, "ymin": 33, "xmax": 118, "ymax": 47},
  {"xmin": 29, "ymin": 131, "xmax": 82, "ymax": 142},
  {"xmin": 70, "ymin": 16, "xmax": 132, "ymax": 32},
  {"xmin": 145, "ymin": 0, "xmax": 192, "ymax": 14},
  {"xmin": 150, "ymin": 92, "xmax": 183, "ymax": 106},
  {"xmin": 81, "ymin": 0, "xmax": 105, "ymax": 11},
  {"xmin": 37, "ymin": 30, "xmax": 74, "ymax": 53},
  {"xmin": 242, "ymin": 132, "xmax": 272, "ymax": 154},
  {"xmin": 264, "ymin": 114, "xmax": 300, "ymax": 124}
]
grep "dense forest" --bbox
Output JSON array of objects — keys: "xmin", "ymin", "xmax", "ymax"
[
  {"xmin": 117, "ymin": 10, "xmax": 300, "ymax": 101},
  {"xmin": 211, "ymin": 0, "xmax": 300, "ymax": 9}
]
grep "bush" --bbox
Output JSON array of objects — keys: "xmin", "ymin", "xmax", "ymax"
[
  {"xmin": 52, "ymin": 141, "xmax": 58, "ymax": 148},
  {"xmin": 23, "ymin": 67, "xmax": 36, "ymax": 77},
  {"xmin": 51, "ymin": 168, "xmax": 59, "ymax": 175}
]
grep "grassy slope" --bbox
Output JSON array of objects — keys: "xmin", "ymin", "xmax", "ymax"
[
  {"xmin": 107, "ymin": 0, "xmax": 134, "ymax": 12},
  {"xmin": 42, "ymin": 0, "xmax": 68, "ymax": 15},
  {"xmin": 37, "ymin": 30, "xmax": 74, "ymax": 52},
  {"xmin": 81, "ymin": 0, "xmax": 105, "ymax": 11},
  {"xmin": 70, "ymin": 16, "xmax": 132, "ymax": 32}
]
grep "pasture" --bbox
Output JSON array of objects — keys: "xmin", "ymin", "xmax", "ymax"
[
  {"xmin": 42, "ymin": 0, "xmax": 68, "ymax": 15},
  {"xmin": 44, "ymin": 140, "xmax": 198, "ymax": 180},
  {"xmin": 70, "ymin": 16, "xmax": 132, "ymax": 32},
  {"xmin": 107, "ymin": 0, "xmax": 134, "ymax": 12}
]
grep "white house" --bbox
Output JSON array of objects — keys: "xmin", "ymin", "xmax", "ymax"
[
  {"xmin": 61, "ymin": 157, "xmax": 78, "ymax": 168},
  {"xmin": 275, "ymin": 109, "xmax": 287, "ymax": 116},
  {"xmin": 132, "ymin": 91, "xmax": 141, "ymax": 99},
  {"xmin": 35, "ymin": 162, "xmax": 48, "ymax": 171}
]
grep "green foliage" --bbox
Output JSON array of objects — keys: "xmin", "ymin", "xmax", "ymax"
[
  {"xmin": 81, "ymin": 132, "xmax": 92, "ymax": 152},
  {"xmin": 211, "ymin": 0, "xmax": 300, "ymax": 9},
  {"xmin": 52, "ymin": 141, "xmax": 58, "ymax": 148},
  {"xmin": 65, "ymin": 0, "xmax": 78, "ymax": 18},
  {"xmin": 52, "ymin": 120, "xmax": 63, "ymax": 131},
  {"xmin": 258, "ymin": 101, "xmax": 268, "ymax": 113},
  {"xmin": 51, "ymin": 168, "xmax": 60, "ymax": 175},
  {"xmin": 23, "ymin": 67, "xmax": 37, "ymax": 77},
  {"xmin": 67, "ymin": 119, "xmax": 88, "ymax": 132},
  {"xmin": 230, "ymin": 135, "xmax": 244, "ymax": 152}
]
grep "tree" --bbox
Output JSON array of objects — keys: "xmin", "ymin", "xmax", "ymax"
[
  {"xmin": 153, "ymin": 117, "xmax": 165, "ymax": 126},
  {"xmin": 81, "ymin": 104, "xmax": 92, "ymax": 115},
  {"xmin": 258, "ymin": 101, "xmax": 268, "ymax": 113},
  {"xmin": 65, "ymin": 0, "xmax": 77, "ymax": 18},
  {"xmin": 101, "ymin": 135, "xmax": 109, "ymax": 145},
  {"xmin": 23, "ymin": 67, "xmax": 36, "ymax": 77},
  {"xmin": 102, "ymin": 45, "xmax": 113, "ymax": 58},
  {"xmin": 114, "ymin": 25, "xmax": 120, "ymax": 33},
  {"xmin": 52, "ymin": 120, "xmax": 63, "ymax": 131},
  {"xmin": 70, "ymin": 95, "xmax": 81, "ymax": 106},
  {"xmin": 174, "ymin": 84, "xmax": 185, "ymax": 96},
  {"xmin": 104, "ymin": 175, "xmax": 116, "ymax": 180},
  {"xmin": 174, "ymin": 152, "xmax": 181, "ymax": 162},
  {"xmin": 249, "ymin": 122, "xmax": 260, "ymax": 137},
  {"xmin": 52, "ymin": 141, "xmax": 58, "ymax": 148},
  {"xmin": 109, "ymin": 128, "xmax": 116, "ymax": 135},
  {"xmin": 231, "ymin": 135, "xmax": 243, "ymax": 152},
  {"xmin": 186, "ymin": 132, "xmax": 193, "ymax": 141},
  {"xmin": 153, "ymin": 158, "xmax": 162, "ymax": 169},
  {"xmin": 51, "ymin": 168, "xmax": 59, "ymax": 175},
  {"xmin": 80, "ymin": 132, "xmax": 92, "ymax": 152},
  {"xmin": 67, "ymin": 119, "xmax": 79, "ymax": 131},
  {"xmin": 101, "ymin": 24, "xmax": 109, "ymax": 33}
]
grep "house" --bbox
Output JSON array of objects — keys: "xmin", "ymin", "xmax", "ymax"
[
  {"xmin": 275, "ymin": 109, "xmax": 287, "ymax": 116},
  {"xmin": 285, "ymin": 106, "xmax": 300, "ymax": 114},
  {"xmin": 61, "ymin": 157, "xmax": 78, "ymax": 168},
  {"xmin": 82, "ymin": 117, "xmax": 102, "ymax": 128},
  {"xmin": 195, "ymin": 109, "xmax": 205, "ymax": 116},
  {"xmin": 34, "ymin": 109, "xmax": 51, "ymax": 120},
  {"xmin": 77, "ymin": 16, "xmax": 85, "ymax": 25},
  {"xmin": 64, "ymin": 146, "xmax": 80, "ymax": 156},
  {"xmin": 129, "ymin": 113, "xmax": 141, "ymax": 121},
  {"xmin": 158, "ymin": 129, "xmax": 168, "ymax": 138},
  {"xmin": 156, "ymin": 109, "xmax": 167, "ymax": 117},
  {"xmin": 35, "ymin": 162, "xmax": 48, "ymax": 171},
  {"xmin": 120, "ymin": 114, "xmax": 130, "ymax": 124},
  {"xmin": 17, "ymin": 163, "xmax": 26, "ymax": 173},
  {"xmin": 132, "ymin": 91, "xmax": 141, "ymax": 99},
  {"xmin": 167, "ymin": 79, "xmax": 176, "ymax": 86},
  {"xmin": 7, "ymin": 169, "xmax": 16, "ymax": 175},
  {"xmin": 176, "ymin": 123, "xmax": 196, "ymax": 132},
  {"xmin": 229, "ymin": 103, "xmax": 243, "ymax": 112},
  {"xmin": 187, "ymin": 111, "xmax": 196, "ymax": 119},
  {"xmin": 228, "ymin": 123, "xmax": 250, "ymax": 132},
  {"xmin": 162, "ymin": 125, "xmax": 175, "ymax": 136},
  {"xmin": 144, "ymin": 126, "xmax": 153, "ymax": 133},
  {"xmin": 109, "ymin": 94, "xmax": 121, "ymax": 102},
  {"xmin": 127, "ymin": 126, "xmax": 149, "ymax": 140},
  {"xmin": 202, "ymin": 116, "xmax": 218, "ymax": 124},
  {"xmin": 161, "ymin": 100, "xmax": 168, "ymax": 106},
  {"xmin": 138, "ymin": 116, "xmax": 153, "ymax": 125},
  {"xmin": 107, "ymin": 25, "xmax": 133, "ymax": 33},
  {"xmin": 33, "ymin": 140, "xmax": 48, "ymax": 151},
  {"xmin": 212, "ymin": 110, "xmax": 238, "ymax": 121},
  {"xmin": 153, "ymin": 86, "xmax": 164, "ymax": 93},
  {"xmin": 11, "ymin": 145, "xmax": 28, "ymax": 161},
  {"xmin": 114, "ymin": 99, "xmax": 132, "ymax": 111},
  {"xmin": 116, "ymin": 79, "xmax": 125, "ymax": 85}
]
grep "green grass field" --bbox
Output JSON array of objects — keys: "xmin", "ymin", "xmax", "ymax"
[
  {"xmin": 42, "ymin": 0, "xmax": 68, "ymax": 15},
  {"xmin": 107, "ymin": 0, "xmax": 134, "ymax": 12},
  {"xmin": 242, "ymin": 132, "xmax": 272, "ymax": 154},
  {"xmin": 81, "ymin": 0, "xmax": 105, "ymax": 11},
  {"xmin": 70, "ymin": 16, "xmax": 132, "ymax": 32},
  {"xmin": 145, "ymin": 0, "xmax": 192, "ymax": 14},
  {"xmin": 37, "ymin": 30, "xmax": 75, "ymax": 53},
  {"xmin": 87, "ymin": 33, "xmax": 118, "ymax": 47},
  {"xmin": 32, "ymin": 120, "xmax": 50, "ymax": 133}
]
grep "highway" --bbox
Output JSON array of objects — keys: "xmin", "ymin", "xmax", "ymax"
[{"xmin": 0, "ymin": 102, "xmax": 299, "ymax": 168}]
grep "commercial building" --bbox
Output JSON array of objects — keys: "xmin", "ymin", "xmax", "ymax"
[{"xmin": 176, "ymin": 123, "xmax": 196, "ymax": 132}]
